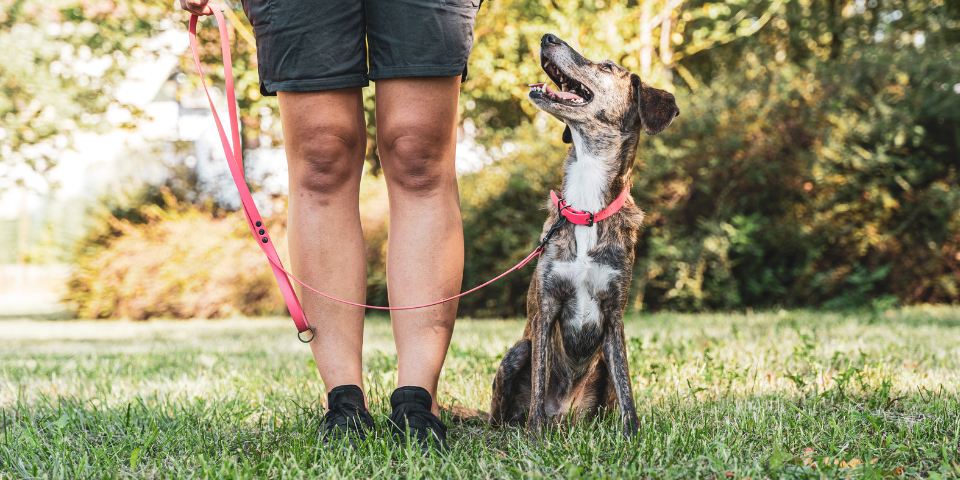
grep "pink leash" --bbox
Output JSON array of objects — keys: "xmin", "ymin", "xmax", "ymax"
[{"xmin": 188, "ymin": 11, "xmax": 550, "ymax": 342}]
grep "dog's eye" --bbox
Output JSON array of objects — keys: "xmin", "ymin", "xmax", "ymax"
[{"xmin": 600, "ymin": 64, "xmax": 613, "ymax": 73}]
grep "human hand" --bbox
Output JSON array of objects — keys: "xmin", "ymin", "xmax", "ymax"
[{"xmin": 179, "ymin": 0, "xmax": 217, "ymax": 16}]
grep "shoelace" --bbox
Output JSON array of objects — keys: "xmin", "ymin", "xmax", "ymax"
[
  {"xmin": 323, "ymin": 402, "xmax": 372, "ymax": 437},
  {"xmin": 390, "ymin": 404, "xmax": 447, "ymax": 446}
]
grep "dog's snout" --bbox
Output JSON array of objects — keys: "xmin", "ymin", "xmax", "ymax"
[{"xmin": 541, "ymin": 33, "xmax": 563, "ymax": 47}]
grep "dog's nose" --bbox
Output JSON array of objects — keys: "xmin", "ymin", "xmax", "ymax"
[{"xmin": 541, "ymin": 34, "xmax": 563, "ymax": 47}]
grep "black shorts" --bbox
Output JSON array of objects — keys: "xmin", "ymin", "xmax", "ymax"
[{"xmin": 241, "ymin": 0, "xmax": 482, "ymax": 96}]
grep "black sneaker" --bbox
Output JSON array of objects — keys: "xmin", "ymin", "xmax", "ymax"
[
  {"xmin": 321, "ymin": 385, "xmax": 374, "ymax": 449},
  {"xmin": 388, "ymin": 386, "xmax": 448, "ymax": 453}
]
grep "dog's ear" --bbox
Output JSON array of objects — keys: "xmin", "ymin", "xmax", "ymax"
[
  {"xmin": 632, "ymin": 74, "xmax": 679, "ymax": 135},
  {"xmin": 562, "ymin": 125, "xmax": 572, "ymax": 144}
]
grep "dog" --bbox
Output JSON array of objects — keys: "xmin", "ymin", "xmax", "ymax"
[{"xmin": 489, "ymin": 33, "xmax": 679, "ymax": 439}]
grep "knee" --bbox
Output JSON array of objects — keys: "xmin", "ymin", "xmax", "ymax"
[
  {"xmin": 293, "ymin": 133, "xmax": 364, "ymax": 194},
  {"xmin": 381, "ymin": 133, "xmax": 452, "ymax": 194}
]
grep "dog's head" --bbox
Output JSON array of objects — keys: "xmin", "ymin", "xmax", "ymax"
[{"xmin": 529, "ymin": 34, "xmax": 680, "ymax": 143}]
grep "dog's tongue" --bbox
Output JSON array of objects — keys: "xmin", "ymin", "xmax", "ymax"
[{"xmin": 528, "ymin": 83, "xmax": 582, "ymax": 101}]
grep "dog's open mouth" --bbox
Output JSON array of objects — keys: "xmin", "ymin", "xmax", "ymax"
[{"xmin": 529, "ymin": 59, "xmax": 593, "ymax": 106}]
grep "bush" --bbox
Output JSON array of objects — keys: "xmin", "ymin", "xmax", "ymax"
[
  {"xmin": 629, "ymin": 43, "xmax": 960, "ymax": 312},
  {"xmin": 65, "ymin": 186, "xmax": 287, "ymax": 319},
  {"xmin": 66, "ymin": 178, "xmax": 395, "ymax": 320}
]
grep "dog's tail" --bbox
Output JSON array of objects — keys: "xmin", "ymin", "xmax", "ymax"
[{"xmin": 440, "ymin": 404, "xmax": 491, "ymax": 425}]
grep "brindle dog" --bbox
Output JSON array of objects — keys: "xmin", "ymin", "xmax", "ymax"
[{"xmin": 489, "ymin": 34, "xmax": 679, "ymax": 439}]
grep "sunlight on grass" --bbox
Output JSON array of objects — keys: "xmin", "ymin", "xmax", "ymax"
[{"xmin": 1, "ymin": 307, "xmax": 959, "ymax": 478}]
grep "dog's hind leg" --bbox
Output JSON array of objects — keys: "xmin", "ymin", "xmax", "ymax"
[{"xmin": 490, "ymin": 339, "xmax": 532, "ymax": 426}]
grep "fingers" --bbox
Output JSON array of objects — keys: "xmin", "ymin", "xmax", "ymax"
[{"xmin": 179, "ymin": 0, "xmax": 217, "ymax": 16}]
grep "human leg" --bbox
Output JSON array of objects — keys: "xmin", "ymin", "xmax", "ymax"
[
  {"xmin": 375, "ymin": 76, "xmax": 465, "ymax": 415},
  {"xmin": 279, "ymin": 89, "xmax": 368, "ymax": 398}
]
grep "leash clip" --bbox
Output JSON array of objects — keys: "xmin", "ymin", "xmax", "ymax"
[{"xmin": 538, "ymin": 216, "xmax": 568, "ymax": 252}]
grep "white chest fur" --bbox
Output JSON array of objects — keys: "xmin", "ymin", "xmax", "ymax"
[
  {"xmin": 550, "ymin": 128, "xmax": 619, "ymax": 330},
  {"xmin": 551, "ymin": 227, "xmax": 618, "ymax": 330}
]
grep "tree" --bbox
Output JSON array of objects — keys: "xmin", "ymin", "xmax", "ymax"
[{"xmin": 0, "ymin": 0, "xmax": 174, "ymax": 193}]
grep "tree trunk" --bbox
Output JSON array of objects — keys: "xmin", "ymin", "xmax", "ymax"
[
  {"xmin": 640, "ymin": 0, "xmax": 653, "ymax": 78},
  {"xmin": 660, "ymin": 0, "xmax": 678, "ymax": 83}
]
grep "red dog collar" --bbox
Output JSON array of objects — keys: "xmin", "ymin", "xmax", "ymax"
[{"xmin": 550, "ymin": 186, "xmax": 630, "ymax": 226}]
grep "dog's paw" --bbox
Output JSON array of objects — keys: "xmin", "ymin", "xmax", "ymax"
[
  {"xmin": 526, "ymin": 417, "xmax": 548, "ymax": 445},
  {"xmin": 526, "ymin": 428, "xmax": 547, "ymax": 447}
]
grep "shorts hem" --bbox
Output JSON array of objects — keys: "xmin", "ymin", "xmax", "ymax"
[
  {"xmin": 260, "ymin": 75, "xmax": 370, "ymax": 96},
  {"xmin": 369, "ymin": 65, "xmax": 466, "ymax": 81}
]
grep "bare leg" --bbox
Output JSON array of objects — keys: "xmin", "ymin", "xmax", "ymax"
[
  {"xmin": 278, "ymin": 89, "xmax": 368, "ymax": 401},
  {"xmin": 375, "ymin": 76, "xmax": 465, "ymax": 415}
]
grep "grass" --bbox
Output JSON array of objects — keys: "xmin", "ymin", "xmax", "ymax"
[{"xmin": 1, "ymin": 307, "xmax": 959, "ymax": 479}]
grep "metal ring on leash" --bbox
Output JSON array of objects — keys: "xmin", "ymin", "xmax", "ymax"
[{"xmin": 298, "ymin": 326, "xmax": 316, "ymax": 343}]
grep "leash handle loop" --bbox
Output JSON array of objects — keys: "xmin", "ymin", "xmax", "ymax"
[{"xmin": 189, "ymin": 11, "xmax": 311, "ymax": 335}]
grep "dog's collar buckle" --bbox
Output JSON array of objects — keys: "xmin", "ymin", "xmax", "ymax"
[{"xmin": 549, "ymin": 186, "xmax": 630, "ymax": 227}]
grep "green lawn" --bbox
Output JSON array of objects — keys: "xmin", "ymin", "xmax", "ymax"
[{"xmin": 1, "ymin": 308, "xmax": 959, "ymax": 478}]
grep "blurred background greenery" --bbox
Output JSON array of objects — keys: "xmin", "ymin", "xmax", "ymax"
[{"xmin": 1, "ymin": 0, "xmax": 958, "ymax": 319}]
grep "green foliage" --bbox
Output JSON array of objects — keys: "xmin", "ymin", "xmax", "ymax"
[{"xmin": 629, "ymin": 0, "xmax": 960, "ymax": 311}]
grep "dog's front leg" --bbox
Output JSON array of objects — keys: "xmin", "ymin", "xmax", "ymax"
[
  {"xmin": 602, "ymin": 312, "xmax": 639, "ymax": 438},
  {"xmin": 527, "ymin": 299, "xmax": 557, "ymax": 440}
]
